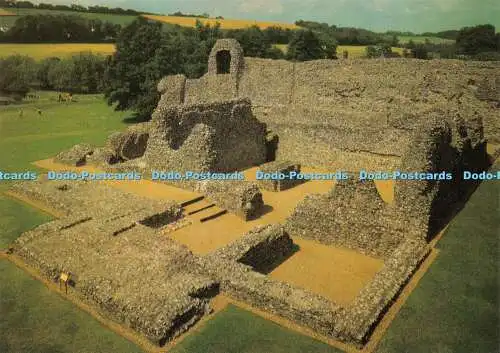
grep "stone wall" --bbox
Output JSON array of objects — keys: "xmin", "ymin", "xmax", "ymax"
[
  {"xmin": 207, "ymin": 224, "xmax": 294, "ymax": 272},
  {"xmin": 285, "ymin": 179, "xmax": 407, "ymax": 259},
  {"xmin": 195, "ymin": 180, "xmax": 264, "ymax": 220},
  {"xmin": 10, "ymin": 178, "xmax": 182, "ymax": 221},
  {"xmin": 144, "ymin": 98, "xmax": 267, "ymax": 173},
  {"xmin": 337, "ymin": 237, "xmax": 430, "ymax": 345},
  {"xmin": 196, "ymin": 226, "xmax": 430, "ymax": 347},
  {"xmin": 395, "ymin": 110, "xmax": 488, "ymax": 239},
  {"xmin": 9, "ymin": 179, "xmax": 217, "ymax": 346},
  {"xmin": 256, "ymin": 160, "xmax": 302, "ymax": 191},
  {"xmin": 195, "ymin": 255, "xmax": 346, "ymax": 340},
  {"xmin": 172, "ymin": 40, "xmax": 499, "ymax": 168}
]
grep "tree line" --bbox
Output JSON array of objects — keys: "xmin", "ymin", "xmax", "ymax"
[
  {"xmin": 0, "ymin": 14, "xmax": 121, "ymax": 42},
  {"xmin": 2, "ymin": 18, "xmax": 498, "ymax": 120},
  {"xmin": 0, "ymin": 0, "xmax": 147, "ymax": 16},
  {"xmin": 0, "ymin": 52, "xmax": 106, "ymax": 98},
  {"xmin": 295, "ymin": 20, "xmax": 399, "ymax": 46},
  {"xmin": 401, "ymin": 25, "xmax": 500, "ymax": 60}
]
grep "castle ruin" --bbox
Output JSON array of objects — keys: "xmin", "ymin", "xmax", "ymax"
[{"xmin": 7, "ymin": 39, "xmax": 499, "ymax": 349}]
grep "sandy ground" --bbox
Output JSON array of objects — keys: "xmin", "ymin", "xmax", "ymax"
[
  {"xmin": 487, "ymin": 143, "xmax": 500, "ymax": 161},
  {"xmin": 33, "ymin": 159, "xmax": 200, "ymax": 204},
  {"xmin": 270, "ymin": 237, "xmax": 384, "ymax": 306}
]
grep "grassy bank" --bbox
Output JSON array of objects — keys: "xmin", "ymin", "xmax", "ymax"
[
  {"xmin": 0, "ymin": 259, "xmax": 144, "ymax": 353},
  {"xmin": 171, "ymin": 304, "xmax": 342, "ymax": 353},
  {"xmin": 377, "ymin": 163, "xmax": 499, "ymax": 352}
]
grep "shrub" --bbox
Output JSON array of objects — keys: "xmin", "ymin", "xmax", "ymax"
[{"xmin": 0, "ymin": 55, "xmax": 37, "ymax": 97}]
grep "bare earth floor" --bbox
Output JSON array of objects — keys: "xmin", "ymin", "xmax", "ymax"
[{"xmin": 270, "ymin": 237, "xmax": 384, "ymax": 306}]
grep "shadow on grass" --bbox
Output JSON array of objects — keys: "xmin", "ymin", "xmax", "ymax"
[{"xmin": 122, "ymin": 113, "xmax": 149, "ymax": 125}]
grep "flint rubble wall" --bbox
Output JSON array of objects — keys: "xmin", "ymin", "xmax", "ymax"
[
  {"xmin": 180, "ymin": 52, "xmax": 499, "ymax": 168},
  {"xmin": 144, "ymin": 98, "xmax": 267, "ymax": 173},
  {"xmin": 208, "ymin": 224, "xmax": 294, "ymax": 272}
]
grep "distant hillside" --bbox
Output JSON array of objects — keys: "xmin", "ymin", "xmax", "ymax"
[
  {"xmin": 398, "ymin": 35, "xmax": 455, "ymax": 45},
  {"xmin": 0, "ymin": 8, "xmax": 137, "ymax": 26},
  {"xmin": 142, "ymin": 14, "xmax": 299, "ymax": 30},
  {"xmin": 0, "ymin": 8, "xmax": 15, "ymax": 16}
]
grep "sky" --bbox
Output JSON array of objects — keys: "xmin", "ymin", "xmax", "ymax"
[{"xmin": 44, "ymin": 0, "xmax": 500, "ymax": 33}]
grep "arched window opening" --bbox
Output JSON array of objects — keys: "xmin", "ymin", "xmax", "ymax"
[{"xmin": 216, "ymin": 50, "xmax": 231, "ymax": 74}]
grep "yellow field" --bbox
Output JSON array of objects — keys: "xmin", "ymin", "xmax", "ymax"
[
  {"xmin": 0, "ymin": 8, "xmax": 16, "ymax": 16},
  {"xmin": 142, "ymin": 14, "xmax": 299, "ymax": 30},
  {"xmin": 338, "ymin": 45, "xmax": 405, "ymax": 58},
  {"xmin": 0, "ymin": 43, "xmax": 115, "ymax": 60}
]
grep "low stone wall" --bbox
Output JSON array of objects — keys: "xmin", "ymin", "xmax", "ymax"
[
  {"xmin": 197, "ymin": 232, "xmax": 429, "ymax": 347},
  {"xmin": 106, "ymin": 123, "xmax": 150, "ymax": 161},
  {"xmin": 337, "ymin": 237, "xmax": 430, "ymax": 345},
  {"xmin": 9, "ymin": 178, "xmax": 183, "ymax": 222},
  {"xmin": 207, "ymin": 224, "xmax": 294, "ymax": 273},
  {"xmin": 54, "ymin": 143, "xmax": 94, "ymax": 166},
  {"xmin": 13, "ymin": 218, "xmax": 217, "ymax": 345},
  {"xmin": 196, "ymin": 255, "xmax": 345, "ymax": 340},
  {"xmin": 10, "ymin": 178, "xmax": 217, "ymax": 346},
  {"xmin": 195, "ymin": 180, "xmax": 264, "ymax": 220},
  {"xmin": 256, "ymin": 160, "xmax": 302, "ymax": 191}
]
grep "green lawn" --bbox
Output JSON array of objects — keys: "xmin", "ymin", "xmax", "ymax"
[
  {"xmin": 171, "ymin": 304, "xmax": 343, "ymax": 353},
  {"xmin": 0, "ymin": 260, "xmax": 144, "ymax": 353},
  {"xmin": 377, "ymin": 164, "xmax": 499, "ymax": 353},
  {"xmin": 0, "ymin": 8, "xmax": 137, "ymax": 26},
  {"xmin": 0, "ymin": 92, "xmax": 131, "ymax": 244},
  {"xmin": 0, "ymin": 92, "xmax": 144, "ymax": 353}
]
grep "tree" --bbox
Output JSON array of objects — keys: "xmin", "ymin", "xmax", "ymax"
[
  {"xmin": 1, "ymin": 14, "xmax": 119, "ymax": 43},
  {"xmin": 287, "ymin": 29, "xmax": 325, "ymax": 61},
  {"xmin": 319, "ymin": 34, "xmax": 338, "ymax": 59},
  {"xmin": 103, "ymin": 18, "xmax": 166, "ymax": 119},
  {"xmin": 225, "ymin": 26, "xmax": 284, "ymax": 59},
  {"xmin": 47, "ymin": 59, "xmax": 75, "ymax": 91},
  {"xmin": 0, "ymin": 55, "xmax": 36, "ymax": 97},
  {"xmin": 456, "ymin": 24, "xmax": 498, "ymax": 55},
  {"xmin": 37, "ymin": 57, "xmax": 60, "ymax": 89},
  {"xmin": 365, "ymin": 43, "xmax": 392, "ymax": 58},
  {"xmin": 411, "ymin": 44, "xmax": 428, "ymax": 59},
  {"xmin": 71, "ymin": 52, "xmax": 106, "ymax": 93}
]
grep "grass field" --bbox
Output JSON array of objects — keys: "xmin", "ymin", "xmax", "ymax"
[
  {"xmin": 377, "ymin": 164, "xmax": 499, "ymax": 352},
  {"xmin": 0, "ymin": 259, "xmax": 145, "ymax": 353},
  {"xmin": 170, "ymin": 304, "xmax": 342, "ymax": 353},
  {"xmin": 0, "ymin": 92, "xmax": 130, "ymax": 196},
  {"xmin": 0, "ymin": 8, "xmax": 137, "ymax": 26},
  {"xmin": 141, "ymin": 14, "xmax": 299, "ymax": 30},
  {"xmin": 0, "ymin": 8, "xmax": 15, "ymax": 16},
  {"xmin": 0, "ymin": 43, "xmax": 115, "ymax": 59},
  {"xmin": 398, "ymin": 35, "xmax": 455, "ymax": 45}
]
